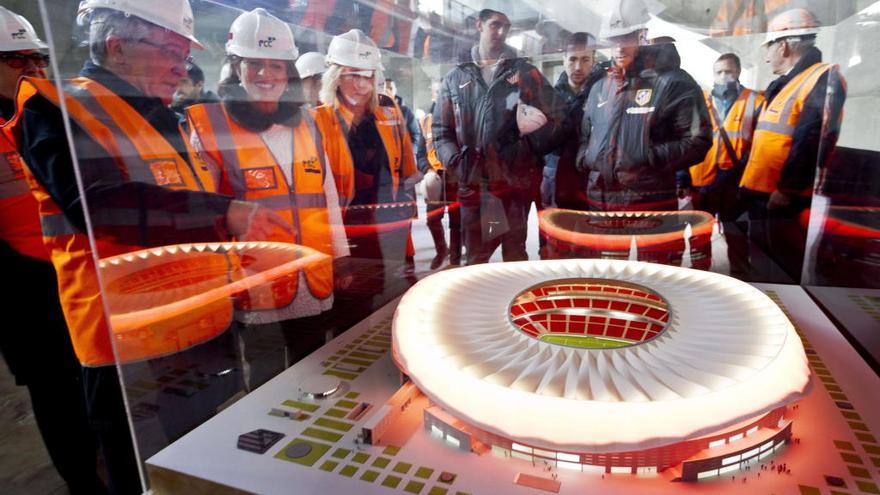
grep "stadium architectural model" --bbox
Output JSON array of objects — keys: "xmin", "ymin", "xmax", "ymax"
[{"xmin": 391, "ymin": 260, "xmax": 812, "ymax": 481}]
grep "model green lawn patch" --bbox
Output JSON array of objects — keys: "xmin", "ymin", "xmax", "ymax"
[
  {"xmin": 345, "ymin": 391, "xmax": 361, "ymax": 399},
  {"xmin": 314, "ymin": 417, "xmax": 353, "ymax": 432},
  {"xmin": 319, "ymin": 460, "xmax": 338, "ymax": 472},
  {"xmin": 323, "ymin": 370, "xmax": 358, "ymax": 380},
  {"xmin": 281, "ymin": 400, "xmax": 319, "ymax": 412},
  {"xmin": 382, "ymin": 445, "xmax": 401, "ymax": 456},
  {"xmin": 341, "ymin": 357, "xmax": 373, "ymax": 367},
  {"xmin": 273, "ymin": 439, "xmax": 329, "ymax": 467},
  {"xmin": 404, "ymin": 480, "xmax": 425, "ymax": 494},
  {"xmin": 393, "ymin": 461, "xmax": 412, "ymax": 474},
  {"xmin": 539, "ymin": 334, "xmax": 631, "ymax": 349},
  {"xmin": 382, "ymin": 475, "xmax": 402, "ymax": 488},
  {"xmin": 302, "ymin": 427, "xmax": 343, "ymax": 443},
  {"xmin": 335, "ymin": 399, "xmax": 358, "ymax": 409},
  {"xmin": 415, "ymin": 467, "xmax": 434, "ymax": 479},
  {"xmin": 339, "ymin": 465, "xmax": 358, "ymax": 477},
  {"xmin": 372, "ymin": 456, "xmax": 391, "ymax": 468},
  {"xmin": 331, "ymin": 448, "xmax": 351, "ymax": 459},
  {"xmin": 833, "ymin": 440, "xmax": 856, "ymax": 450},
  {"xmin": 428, "ymin": 487, "xmax": 448, "ymax": 495},
  {"xmin": 325, "ymin": 408, "xmax": 348, "ymax": 418},
  {"xmin": 348, "ymin": 351, "xmax": 380, "ymax": 360},
  {"xmin": 360, "ymin": 470, "xmax": 380, "ymax": 482},
  {"xmin": 352, "ymin": 452, "xmax": 370, "ymax": 464}
]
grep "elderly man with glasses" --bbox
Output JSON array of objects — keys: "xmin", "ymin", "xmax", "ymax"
[{"xmin": 13, "ymin": 2, "xmax": 290, "ymax": 493}]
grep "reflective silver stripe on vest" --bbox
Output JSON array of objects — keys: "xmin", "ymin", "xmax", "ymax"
[
  {"xmin": 40, "ymin": 212, "xmax": 79, "ymax": 237},
  {"xmin": 202, "ymin": 104, "xmax": 247, "ymax": 195},
  {"xmin": 0, "ymin": 178, "xmax": 30, "ymax": 198},
  {"xmin": 756, "ymin": 65, "xmax": 828, "ymax": 136},
  {"xmin": 301, "ymin": 111, "xmax": 327, "ymax": 177},
  {"xmin": 63, "ymin": 84, "xmax": 159, "ymax": 185},
  {"xmin": 250, "ymin": 192, "xmax": 327, "ymax": 211}
]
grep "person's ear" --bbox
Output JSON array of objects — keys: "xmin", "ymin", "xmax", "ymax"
[{"xmin": 105, "ymin": 35, "xmax": 126, "ymax": 66}]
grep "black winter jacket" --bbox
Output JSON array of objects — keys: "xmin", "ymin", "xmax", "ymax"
[
  {"xmin": 432, "ymin": 45, "xmax": 563, "ymax": 193},
  {"xmin": 577, "ymin": 44, "xmax": 711, "ymax": 210}
]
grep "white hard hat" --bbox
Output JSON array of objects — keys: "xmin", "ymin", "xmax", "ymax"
[
  {"xmin": 601, "ymin": 0, "xmax": 650, "ymax": 40},
  {"xmin": 295, "ymin": 51, "xmax": 325, "ymax": 78},
  {"xmin": 326, "ymin": 29, "xmax": 380, "ymax": 71},
  {"xmin": 420, "ymin": 170, "xmax": 443, "ymax": 202},
  {"xmin": 227, "ymin": 8, "xmax": 298, "ymax": 61},
  {"xmin": 77, "ymin": 0, "xmax": 202, "ymax": 49},
  {"xmin": 0, "ymin": 6, "xmax": 48, "ymax": 52},
  {"xmin": 516, "ymin": 102, "xmax": 548, "ymax": 135},
  {"xmin": 762, "ymin": 8, "xmax": 820, "ymax": 46}
]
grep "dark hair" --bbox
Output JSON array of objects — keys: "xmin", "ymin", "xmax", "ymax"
[
  {"xmin": 217, "ymin": 55, "xmax": 304, "ymax": 133},
  {"xmin": 716, "ymin": 53, "xmax": 741, "ymax": 72},
  {"xmin": 185, "ymin": 62, "xmax": 205, "ymax": 85},
  {"xmin": 478, "ymin": 9, "xmax": 506, "ymax": 23},
  {"xmin": 564, "ymin": 32, "xmax": 596, "ymax": 54}
]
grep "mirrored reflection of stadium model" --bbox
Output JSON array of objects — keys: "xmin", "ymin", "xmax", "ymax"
[
  {"xmin": 540, "ymin": 209, "xmax": 715, "ymax": 269},
  {"xmin": 382, "ymin": 260, "xmax": 811, "ymax": 482}
]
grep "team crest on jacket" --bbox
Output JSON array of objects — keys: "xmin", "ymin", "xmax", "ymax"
[
  {"xmin": 148, "ymin": 160, "xmax": 184, "ymax": 186},
  {"xmin": 635, "ymin": 89, "xmax": 653, "ymax": 107},
  {"xmin": 506, "ymin": 72, "xmax": 519, "ymax": 86},
  {"xmin": 244, "ymin": 167, "xmax": 278, "ymax": 190}
]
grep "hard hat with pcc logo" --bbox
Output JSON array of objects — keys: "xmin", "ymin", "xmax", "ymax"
[
  {"xmin": 227, "ymin": 8, "xmax": 298, "ymax": 61},
  {"xmin": 762, "ymin": 8, "xmax": 820, "ymax": 46},
  {"xmin": 326, "ymin": 29, "xmax": 380, "ymax": 71},
  {"xmin": 0, "ymin": 6, "xmax": 48, "ymax": 52},
  {"xmin": 295, "ymin": 52, "xmax": 326, "ymax": 79},
  {"xmin": 77, "ymin": 0, "xmax": 202, "ymax": 49}
]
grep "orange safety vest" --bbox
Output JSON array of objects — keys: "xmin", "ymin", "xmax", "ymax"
[
  {"xmin": 0, "ymin": 99, "xmax": 49, "ymax": 261},
  {"xmin": 740, "ymin": 63, "xmax": 832, "ymax": 195},
  {"xmin": 186, "ymin": 103, "xmax": 334, "ymax": 309},
  {"xmin": 313, "ymin": 100, "xmax": 417, "ymax": 205},
  {"xmin": 690, "ymin": 88, "xmax": 763, "ymax": 187},
  {"xmin": 16, "ymin": 76, "xmax": 232, "ymax": 367},
  {"xmin": 419, "ymin": 112, "xmax": 443, "ymax": 172}
]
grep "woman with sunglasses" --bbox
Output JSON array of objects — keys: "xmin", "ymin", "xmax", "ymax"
[{"xmin": 313, "ymin": 29, "xmax": 419, "ymax": 318}]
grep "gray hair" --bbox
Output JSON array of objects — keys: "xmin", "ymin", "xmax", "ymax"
[
  {"xmin": 86, "ymin": 9, "xmax": 152, "ymax": 65},
  {"xmin": 320, "ymin": 63, "xmax": 378, "ymax": 111},
  {"xmin": 785, "ymin": 36, "xmax": 816, "ymax": 55}
]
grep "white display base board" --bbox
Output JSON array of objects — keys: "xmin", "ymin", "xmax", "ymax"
[{"xmin": 147, "ymin": 283, "xmax": 880, "ymax": 495}]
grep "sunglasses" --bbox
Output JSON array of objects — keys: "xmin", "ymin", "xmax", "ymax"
[{"xmin": 0, "ymin": 52, "xmax": 50, "ymax": 69}]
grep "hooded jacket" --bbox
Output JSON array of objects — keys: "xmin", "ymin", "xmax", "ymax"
[
  {"xmin": 576, "ymin": 43, "xmax": 711, "ymax": 210},
  {"xmin": 432, "ymin": 45, "xmax": 563, "ymax": 193}
]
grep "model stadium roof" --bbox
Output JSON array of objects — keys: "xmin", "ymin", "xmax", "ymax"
[{"xmin": 392, "ymin": 259, "xmax": 811, "ymax": 453}]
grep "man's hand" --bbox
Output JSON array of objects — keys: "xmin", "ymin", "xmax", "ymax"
[
  {"xmin": 226, "ymin": 200, "xmax": 294, "ymax": 241},
  {"xmin": 767, "ymin": 190, "xmax": 793, "ymax": 210}
]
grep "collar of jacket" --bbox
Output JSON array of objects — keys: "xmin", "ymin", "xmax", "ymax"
[
  {"xmin": 79, "ymin": 61, "xmax": 171, "ymax": 119},
  {"xmin": 470, "ymin": 44, "xmax": 518, "ymax": 67},
  {"xmin": 218, "ymin": 81, "xmax": 302, "ymax": 133},
  {"xmin": 0, "ymin": 97, "xmax": 14, "ymax": 122}
]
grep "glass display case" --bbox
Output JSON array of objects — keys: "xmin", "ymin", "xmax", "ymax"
[{"xmin": 2, "ymin": 0, "xmax": 878, "ymax": 493}]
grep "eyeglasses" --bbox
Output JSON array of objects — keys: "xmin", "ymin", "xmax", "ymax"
[
  {"xmin": 132, "ymin": 39, "xmax": 192, "ymax": 65},
  {"xmin": 0, "ymin": 52, "xmax": 50, "ymax": 69}
]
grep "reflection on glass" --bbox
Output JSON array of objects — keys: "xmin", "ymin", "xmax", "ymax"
[{"xmin": 5, "ymin": 0, "xmax": 875, "ymax": 492}]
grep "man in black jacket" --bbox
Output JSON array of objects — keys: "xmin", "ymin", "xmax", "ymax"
[
  {"xmin": 577, "ymin": 8, "xmax": 711, "ymax": 211},
  {"xmin": 543, "ymin": 32, "xmax": 605, "ymax": 211},
  {"xmin": 433, "ymin": 9, "xmax": 562, "ymax": 264}
]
